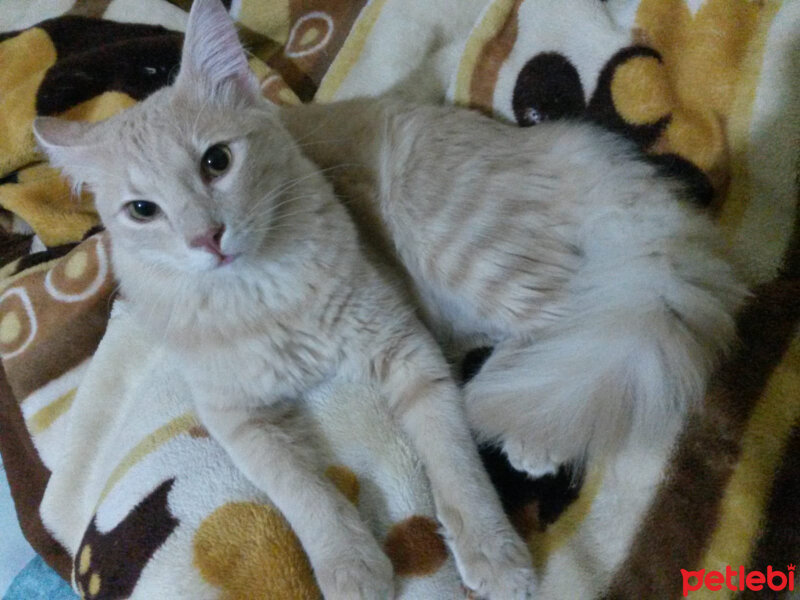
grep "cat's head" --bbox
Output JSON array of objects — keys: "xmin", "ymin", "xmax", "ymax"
[{"xmin": 33, "ymin": 0, "xmax": 319, "ymax": 279}]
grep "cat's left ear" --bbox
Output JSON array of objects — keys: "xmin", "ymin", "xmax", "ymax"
[
  {"xmin": 33, "ymin": 117, "xmax": 104, "ymax": 185},
  {"xmin": 174, "ymin": 0, "xmax": 261, "ymax": 105}
]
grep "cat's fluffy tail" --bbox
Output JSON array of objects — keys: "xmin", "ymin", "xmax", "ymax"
[{"xmin": 464, "ymin": 191, "xmax": 747, "ymax": 475}]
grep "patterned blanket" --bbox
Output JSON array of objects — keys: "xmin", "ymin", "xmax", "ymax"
[{"xmin": 0, "ymin": 0, "xmax": 798, "ymax": 598}]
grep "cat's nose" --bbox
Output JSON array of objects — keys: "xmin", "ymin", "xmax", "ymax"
[{"xmin": 190, "ymin": 225, "xmax": 226, "ymax": 257}]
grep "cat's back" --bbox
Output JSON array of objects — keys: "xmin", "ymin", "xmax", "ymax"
[
  {"xmin": 383, "ymin": 101, "xmax": 667, "ymax": 215},
  {"xmin": 364, "ymin": 100, "xmax": 718, "ymax": 335}
]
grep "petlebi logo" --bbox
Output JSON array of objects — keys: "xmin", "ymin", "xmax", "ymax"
[{"xmin": 681, "ymin": 564, "xmax": 795, "ymax": 596}]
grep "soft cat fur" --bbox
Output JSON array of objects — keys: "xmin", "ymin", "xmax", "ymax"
[
  {"xmin": 32, "ymin": 1, "xmax": 537, "ymax": 598},
  {"xmin": 278, "ymin": 100, "xmax": 747, "ymax": 477}
]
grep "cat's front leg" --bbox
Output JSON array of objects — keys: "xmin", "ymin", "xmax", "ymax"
[
  {"xmin": 194, "ymin": 401, "xmax": 394, "ymax": 600},
  {"xmin": 380, "ymin": 343, "xmax": 537, "ymax": 600}
]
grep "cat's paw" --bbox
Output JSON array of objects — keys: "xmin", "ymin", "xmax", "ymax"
[
  {"xmin": 503, "ymin": 435, "xmax": 561, "ymax": 479},
  {"xmin": 451, "ymin": 526, "xmax": 536, "ymax": 600},
  {"xmin": 313, "ymin": 538, "xmax": 394, "ymax": 600}
]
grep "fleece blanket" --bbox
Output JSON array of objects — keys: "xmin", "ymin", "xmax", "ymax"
[{"xmin": 0, "ymin": 0, "xmax": 798, "ymax": 598}]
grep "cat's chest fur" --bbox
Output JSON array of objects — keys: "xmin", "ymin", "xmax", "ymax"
[
  {"xmin": 175, "ymin": 311, "xmax": 341, "ymax": 407},
  {"xmin": 122, "ymin": 249, "xmax": 400, "ymax": 408},
  {"xmin": 178, "ymin": 282, "xmax": 356, "ymax": 405}
]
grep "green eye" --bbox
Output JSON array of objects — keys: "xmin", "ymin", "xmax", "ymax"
[
  {"xmin": 201, "ymin": 143, "xmax": 232, "ymax": 179},
  {"xmin": 126, "ymin": 200, "xmax": 161, "ymax": 221}
]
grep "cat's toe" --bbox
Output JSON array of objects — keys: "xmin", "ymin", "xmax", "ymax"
[
  {"xmin": 451, "ymin": 524, "xmax": 536, "ymax": 600},
  {"xmin": 477, "ymin": 566, "xmax": 537, "ymax": 600},
  {"xmin": 314, "ymin": 543, "xmax": 394, "ymax": 600},
  {"xmin": 504, "ymin": 436, "xmax": 560, "ymax": 478}
]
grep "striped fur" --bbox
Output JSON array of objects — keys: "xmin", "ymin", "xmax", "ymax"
[{"xmin": 280, "ymin": 99, "xmax": 748, "ymax": 476}]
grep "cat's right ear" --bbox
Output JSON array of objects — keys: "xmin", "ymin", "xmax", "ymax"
[
  {"xmin": 174, "ymin": 0, "xmax": 260, "ymax": 106},
  {"xmin": 33, "ymin": 117, "xmax": 102, "ymax": 186}
]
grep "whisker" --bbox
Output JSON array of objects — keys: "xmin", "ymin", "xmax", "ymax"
[
  {"xmin": 238, "ymin": 205, "xmax": 324, "ymax": 236},
  {"xmin": 237, "ymin": 163, "xmax": 360, "ymax": 227},
  {"xmin": 238, "ymin": 192, "xmax": 321, "ymax": 231}
]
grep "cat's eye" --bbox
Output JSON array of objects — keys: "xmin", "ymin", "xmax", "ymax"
[
  {"xmin": 201, "ymin": 143, "xmax": 232, "ymax": 179},
  {"xmin": 126, "ymin": 200, "xmax": 161, "ymax": 222}
]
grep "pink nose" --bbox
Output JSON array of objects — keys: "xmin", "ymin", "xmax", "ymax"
[{"xmin": 190, "ymin": 225, "xmax": 225, "ymax": 258}]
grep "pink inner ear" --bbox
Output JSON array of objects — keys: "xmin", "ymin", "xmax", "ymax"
[
  {"xmin": 179, "ymin": 0, "xmax": 259, "ymax": 99},
  {"xmin": 34, "ymin": 117, "xmax": 94, "ymax": 149},
  {"xmin": 31, "ymin": 117, "xmax": 105, "ymax": 193}
]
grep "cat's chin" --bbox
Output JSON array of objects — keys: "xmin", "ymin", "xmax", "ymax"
[
  {"xmin": 204, "ymin": 253, "xmax": 240, "ymax": 269},
  {"xmin": 192, "ymin": 252, "xmax": 242, "ymax": 272}
]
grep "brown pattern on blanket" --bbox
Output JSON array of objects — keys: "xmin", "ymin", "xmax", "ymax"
[
  {"xmin": 0, "ymin": 0, "xmax": 798, "ymax": 598},
  {"xmin": 0, "ymin": 363, "xmax": 72, "ymax": 580},
  {"xmin": 605, "ymin": 227, "xmax": 800, "ymax": 599},
  {"xmin": 266, "ymin": 0, "xmax": 368, "ymax": 101},
  {"xmin": 0, "ymin": 233, "xmax": 114, "ymax": 579},
  {"xmin": 0, "ymin": 235, "xmax": 114, "ymax": 400},
  {"xmin": 35, "ymin": 19, "xmax": 182, "ymax": 116},
  {"xmin": 74, "ymin": 479, "xmax": 179, "ymax": 600}
]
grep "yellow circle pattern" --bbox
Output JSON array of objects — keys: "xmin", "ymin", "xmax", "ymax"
[
  {"xmin": 610, "ymin": 56, "xmax": 673, "ymax": 125},
  {"xmin": 88, "ymin": 572, "xmax": 101, "ymax": 597},
  {"xmin": 64, "ymin": 250, "xmax": 89, "ymax": 280},
  {"xmin": 78, "ymin": 544, "xmax": 92, "ymax": 576},
  {"xmin": 325, "ymin": 465, "xmax": 360, "ymax": 505},
  {"xmin": 193, "ymin": 502, "xmax": 319, "ymax": 599},
  {"xmin": 0, "ymin": 312, "xmax": 21, "ymax": 345}
]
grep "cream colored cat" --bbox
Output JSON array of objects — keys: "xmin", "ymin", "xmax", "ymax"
[
  {"xmin": 278, "ymin": 96, "xmax": 746, "ymax": 478},
  {"xmin": 33, "ymin": 0, "xmax": 537, "ymax": 598}
]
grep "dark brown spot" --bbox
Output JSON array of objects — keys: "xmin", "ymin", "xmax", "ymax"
[
  {"xmin": 35, "ymin": 18, "xmax": 182, "ymax": 116},
  {"xmin": 383, "ymin": 515, "xmax": 448, "ymax": 577},
  {"xmin": 513, "ymin": 52, "xmax": 586, "ymax": 126},
  {"xmin": 0, "ymin": 231, "xmax": 33, "ymax": 270},
  {"xmin": 74, "ymin": 479, "xmax": 179, "ymax": 598},
  {"xmin": 510, "ymin": 500, "xmax": 541, "ymax": 540},
  {"xmin": 187, "ymin": 425, "xmax": 209, "ymax": 438}
]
